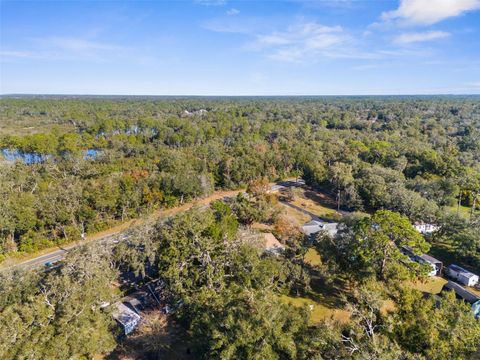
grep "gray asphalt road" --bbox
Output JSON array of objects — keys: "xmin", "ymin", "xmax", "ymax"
[{"xmin": 3, "ymin": 179, "xmax": 305, "ymax": 272}]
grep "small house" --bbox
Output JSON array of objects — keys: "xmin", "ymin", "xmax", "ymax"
[
  {"xmin": 413, "ymin": 222, "xmax": 440, "ymax": 234},
  {"xmin": 112, "ymin": 302, "xmax": 141, "ymax": 335},
  {"xmin": 401, "ymin": 246, "xmax": 443, "ymax": 276},
  {"xmin": 446, "ymin": 264, "xmax": 479, "ymax": 287}
]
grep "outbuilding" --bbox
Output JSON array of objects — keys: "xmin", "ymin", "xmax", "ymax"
[
  {"xmin": 446, "ymin": 264, "xmax": 479, "ymax": 287},
  {"xmin": 112, "ymin": 302, "xmax": 141, "ymax": 335}
]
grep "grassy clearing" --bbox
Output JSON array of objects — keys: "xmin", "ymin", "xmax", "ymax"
[
  {"xmin": 278, "ymin": 202, "xmax": 311, "ymax": 224},
  {"xmin": 305, "ymin": 248, "xmax": 322, "ymax": 266},
  {"xmin": 290, "ymin": 188, "xmax": 337, "ymax": 217},
  {"xmin": 280, "ymin": 295, "xmax": 350, "ymax": 324},
  {"xmin": 445, "ymin": 205, "xmax": 479, "ymax": 220},
  {"xmin": 411, "ymin": 276, "xmax": 448, "ymax": 294}
]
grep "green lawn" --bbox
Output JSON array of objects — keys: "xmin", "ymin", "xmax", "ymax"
[{"xmin": 445, "ymin": 205, "xmax": 479, "ymax": 219}]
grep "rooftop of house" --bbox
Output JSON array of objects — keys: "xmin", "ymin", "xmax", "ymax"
[
  {"xmin": 302, "ymin": 220, "xmax": 338, "ymax": 237},
  {"xmin": 401, "ymin": 246, "xmax": 442, "ymax": 265},
  {"xmin": 443, "ymin": 281, "xmax": 480, "ymax": 304},
  {"xmin": 448, "ymin": 264, "xmax": 478, "ymax": 278}
]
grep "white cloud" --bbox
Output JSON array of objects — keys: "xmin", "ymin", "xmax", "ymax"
[
  {"xmin": 394, "ymin": 30, "xmax": 451, "ymax": 44},
  {"xmin": 0, "ymin": 50, "xmax": 43, "ymax": 59},
  {"xmin": 36, "ymin": 37, "xmax": 123, "ymax": 54},
  {"xmin": 252, "ymin": 22, "xmax": 348, "ymax": 62},
  {"xmin": 1, "ymin": 36, "xmax": 126, "ymax": 62},
  {"xmin": 382, "ymin": 0, "xmax": 480, "ymax": 26},
  {"xmin": 195, "ymin": 0, "xmax": 226, "ymax": 6},
  {"xmin": 226, "ymin": 8, "xmax": 240, "ymax": 16}
]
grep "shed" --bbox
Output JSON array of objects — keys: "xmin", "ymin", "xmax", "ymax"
[
  {"xmin": 112, "ymin": 302, "xmax": 141, "ymax": 335},
  {"xmin": 446, "ymin": 264, "xmax": 479, "ymax": 287}
]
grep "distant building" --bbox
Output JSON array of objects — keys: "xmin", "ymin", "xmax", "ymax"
[
  {"xmin": 413, "ymin": 222, "xmax": 439, "ymax": 234},
  {"xmin": 302, "ymin": 220, "xmax": 338, "ymax": 237},
  {"xmin": 401, "ymin": 246, "xmax": 443, "ymax": 276},
  {"xmin": 181, "ymin": 109, "xmax": 208, "ymax": 117},
  {"xmin": 112, "ymin": 302, "xmax": 141, "ymax": 335},
  {"xmin": 441, "ymin": 281, "xmax": 480, "ymax": 319},
  {"xmin": 263, "ymin": 233, "xmax": 285, "ymax": 255},
  {"xmin": 446, "ymin": 264, "xmax": 479, "ymax": 287}
]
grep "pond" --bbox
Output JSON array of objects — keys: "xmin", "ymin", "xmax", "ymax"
[{"xmin": 1, "ymin": 149, "xmax": 100, "ymax": 164}]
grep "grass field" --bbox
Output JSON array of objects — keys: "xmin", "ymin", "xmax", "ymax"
[
  {"xmin": 445, "ymin": 205, "xmax": 479, "ymax": 220},
  {"xmin": 280, "ymin": 295, "xmax": 350, "ymax": 324},
  {"xmin": 411, "ymin": 276, "xmax": 448, "ymax": 294},
  {"xmin": 304, "ymin": 248, "xmax": 322, "ymax": 266},
  {"xmin": 290, "ymin": 189, "xmax": 338, "ymax": 218}
]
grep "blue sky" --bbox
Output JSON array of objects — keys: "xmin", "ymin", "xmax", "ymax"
[{"xmin": 1, "ymin": 0, "xmax": 480, "ymax": 95}]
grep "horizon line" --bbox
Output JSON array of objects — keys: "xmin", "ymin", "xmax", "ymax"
[{"xmin": 2, "ymin": 93, "xmax": 480, "ymax": 97}]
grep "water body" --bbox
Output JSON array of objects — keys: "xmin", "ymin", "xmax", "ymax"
[
  {"xmin": 1, "ymin": 149, "xmax": 51, "ymax": 164},
  {"xmin": 1, "ymin": 149, "xmax": 100, "ymax": 164}
]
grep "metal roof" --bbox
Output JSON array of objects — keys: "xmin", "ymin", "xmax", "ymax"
[
  {"xmin": 443, "ymin": 281, "xmax": 480, "ymax": 304},
  {"xmin": 448, "ymin": 264, "xmax": 477, "ymax": 279}
]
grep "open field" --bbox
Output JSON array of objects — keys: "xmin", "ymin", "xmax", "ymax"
[
  {"xmin": 411, "ymin": 276, "xmax": 448, "ymax": 294},
  {"xmin": 305, "ymin": 248, "xmax": 321, "ymax": 266},
  {"xmin": 280, "ymin": 295, "xmax": 350, "ymax": 324}
]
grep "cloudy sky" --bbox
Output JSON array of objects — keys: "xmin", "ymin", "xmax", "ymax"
[{"xmin": 1, "ymin": 0, "xmax": 480, "ymax": 95}]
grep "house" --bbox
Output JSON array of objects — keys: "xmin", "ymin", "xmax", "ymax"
[
  {"xmin": 400, "ymin": 246, "xmax": 443, "ymax": 276},
  {"xmin": 441, "ymin": 281, "xmax": 480, "ymax": 319},
  {"xmin": 413, "ymin": 222, "xmax": 439, "ymax": 234},
  {"xmin": 302, "ymin": 220, "xmax": 338, "ymax": 237},
  {"xmin": 112, "ymin": 302, "xmax": 141, "ymax": 335},
  {"xmin": 302, "ymin": 220, "xmax": 324, "ymax": 236},
  {"xmin": 446, "ymin": 264, "xmax": 479, "ymax": 287},
  {"xmin": 263, "ymin": 233, "xmax": 285, "ymax": 255},
  {"xmin": 181, "ymin": 109, "xmax": 208, "ymax": 117}
]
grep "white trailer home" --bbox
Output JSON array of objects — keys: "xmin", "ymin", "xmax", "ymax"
[{"xmin": 446, "ymin": 264, "xmax": 479, "ymax": 287}]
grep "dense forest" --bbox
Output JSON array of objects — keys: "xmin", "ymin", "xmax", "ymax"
[
  {"xmin": 0, "ymin": 96, "xmax": 479, "ymax": 359},
  {"xmin": 1, "ymin": 96, "xmax": 479, "ymax": 265}
]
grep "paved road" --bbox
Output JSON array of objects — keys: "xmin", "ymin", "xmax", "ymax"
[{"xmin": 3, "ymin": 179, "xmax": 305, "ymax": 272}]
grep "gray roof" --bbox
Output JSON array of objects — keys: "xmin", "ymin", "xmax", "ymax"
[
  {"xmin": 442, "ymin": 281, "xmax": 480, "ymax": 304},
  {"xmin": 421, "ymin": 253, "xmax": 442, "ymax": 265},
  {"xmin": 302, "ymin": 220, "xmax": 338, "ymax": 237},
  {"xmin": 401, "ymin": 246, "xmax": 442, "ymax": 265},
  {"xmin": 448, "ymin": 264, "xmax": 478, "ymax": 279},
  {"xmin": 112, "ymin": 302, "xmax": 141, "ymax": 334}
]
